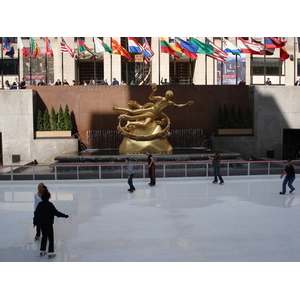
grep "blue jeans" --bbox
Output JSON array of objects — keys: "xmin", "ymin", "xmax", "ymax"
[
  {"xmin": 128, "ymin": 174, "xmax": 135, "ymax": 190},
  {"xmin": 282, "ymin": 176, "xmax": 295, "ymax": 193},
  {"xmin": 214, "ymin": 167, "xmax": 223, "ymax": 183}
]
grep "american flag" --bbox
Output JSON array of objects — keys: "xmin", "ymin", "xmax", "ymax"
[
  {"xmin": 142, "ymin": 37, "xmax": 154, "ymax": 65},
  {"xmin": 205, "ymin": 38, "xmax": 228, "ymax": 62},
  {"xmin": 60, "ymin": 37, "xmax": 76, "ymax": 59}
]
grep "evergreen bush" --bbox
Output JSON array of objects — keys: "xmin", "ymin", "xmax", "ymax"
[
  {"xmin": 50, "ymin": 106, "xmax": 57, "ymax": 131},
  {"xmin": 36, "ymin": 104, "xmax": 72, "ymax": 132},
  {"xmin": 37, "ymin": 109, "xmax": 43, "ymax": 131},
  {"xmin": 56, "ymin": 105, "xmax": 65, "ymax": 131},
  {"xmin": 43, "ymin": 108, "xmax": 51, "ymax": 131}
]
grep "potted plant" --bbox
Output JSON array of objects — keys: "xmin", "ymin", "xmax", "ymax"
[
  {"xmin": 35, "ymin": 104, "xmax": 73, "ymax": 138},
  {"xmin": 217, "ymin": 104, "xmax": 253, "ymax": 135}
]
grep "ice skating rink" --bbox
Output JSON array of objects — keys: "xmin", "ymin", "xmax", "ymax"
[
  {"xmin": 1, "ymin": 176, "xmax": 300, "ymax": 299},
  {"xmin": 0, "ymin": 175, "xmax": 300, "ymax": 262}
]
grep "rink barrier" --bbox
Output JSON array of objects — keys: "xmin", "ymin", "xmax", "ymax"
[{"xmin": 0, "ymin": 160, "xmax": 299, "ymax": 181}]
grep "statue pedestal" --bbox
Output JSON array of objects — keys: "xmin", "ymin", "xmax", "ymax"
[{"xmin": 119, "ymin": 121, "xmax": 173, "ymax": 155}]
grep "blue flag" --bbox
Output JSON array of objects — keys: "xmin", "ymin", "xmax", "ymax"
[{"xmin": 3, "ymin": 37, "xmax": 15, "ymax": 58}]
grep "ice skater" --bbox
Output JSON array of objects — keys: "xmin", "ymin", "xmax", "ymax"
[
  {"xmin": 34, "ymin": 187, "xmax": 69, "ymax": 259},
  {"xmin": 279, "ymin": 159, "xmax": 296, "ymax": 194},
  {"xmin": 125, "ymin": 157, "xmax": 135, "ymax": 192},
  {"xmin": 33, "ymin": 183, "xmax": 45, "ymax": 241},
  {"xmin": 209, "ymin": 151, "xmax": 224, "ymax": 184},
  {"xmin": 146, "ymin": 150, "xmax": 155, "ymax": 186}
]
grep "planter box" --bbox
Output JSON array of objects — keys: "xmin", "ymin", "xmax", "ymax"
[
  {"xmin": 36, "ymin": 131, "xmax": 72, "ymax": 138},
  {"xmin": 217, "ymin": 128, "xmax": 253, "ymax": 135}
]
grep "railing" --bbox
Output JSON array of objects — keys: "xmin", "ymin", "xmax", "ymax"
[{"xmin": 0, "ymin": 160, "xmax": 299, "ymax": 181}]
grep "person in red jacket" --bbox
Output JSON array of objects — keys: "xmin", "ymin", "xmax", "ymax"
[{"xmin": 34, "ymin": 187, "xmax": 68, "ymax": 259}]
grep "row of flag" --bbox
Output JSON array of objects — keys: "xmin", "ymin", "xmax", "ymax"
[{"xmin": 2, "ymin": 37, "xmax": 291, "ymax": 64}]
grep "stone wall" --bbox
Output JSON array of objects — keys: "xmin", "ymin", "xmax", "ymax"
[
  {"xmin": 0, "ymin": 90, "xmax": 77, "ymax": 165},
  {"xmin": 28, "ymin": 85, "xmax": 250, "ymax": 148},
  {"xmin": 213, "ymin": 86, "xmax": 300, "ymax": 159}
]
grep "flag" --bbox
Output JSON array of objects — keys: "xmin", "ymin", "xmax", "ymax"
[
  {"xmin": 94, "ymin": 37, "xmax": 113, "ymax": 53},
  {"xmin": 17, "ymin": 37, "xmax": 29, "ymax": 58},
  {"xmin": 264, "ymin": 37, "xmax": 286, "ymax": 49},
  {"xmin": 60, "ymin": 38, "xmax": 76, "ymax": 58},
  {"xmin": 280, "ymin": 46, "xmax": 290, "ymax": 61},
  {"xmin": 111, "ymin": 38, "xmax": 131, "ymax": 61},
  {"xmin": 3, "ymin": 37, "xmax": 14, "ymax": 58},
  {"xmin": 252, "ymin": 38, "xmax": 274, "ymax": 55},
  {"xmin": 77, "ymin": 39, "xmax": 101, "ymax": 57},
  {"xmin": 222, "ymin": 38, "xmax": 242, "ymax": 56},
  {"xmin": 30, "ymin": 37, "xmax": 40, "ymax": 58},
  {"xmin": 237, "ymin": 37, "xmax": 264, "ymax": 54},
  {"xmin": 189, "ymin": 37, "xmax": 214, "ymax": 55},
  {"xmin": 128, "ymin": 37, "xmax": 143, "ymax": 54},
  {"xmin": 174, "ymin": 37, "xmax": 198, "ymax": 59},
  {"xmin": 45, "ymin": 37, "xmax": 53, "ymax": 57},
  {"xmin": 205, "ymin": 38, "xmax": 228, "ymax": 62},
  {"xmin": 142, "ymin": 37, "xmax": 154, "ymax": 65},
  {"xmin": 160, "ymin": 37, "xmax": 182, "ymax": 61}
]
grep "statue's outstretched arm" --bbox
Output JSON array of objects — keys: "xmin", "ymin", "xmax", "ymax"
[{"xmin": 171, "ymin": 101, "xmax": 194, "ymax": 108}]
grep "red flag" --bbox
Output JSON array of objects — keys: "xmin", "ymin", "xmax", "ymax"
[
  {"xmin": 111, "ymin": 38, "xmax": 131, "ymax": 61},
  {"xmin": 17, "ymin": 37, "xmax": 29, "ymax": 58},
  {"xmin": 45, "ymin": 37, "xmax": 53, "ymax": 57},
  {"xmin": 280, "ymin": 46, "xmax": 290, "ymax": 61},
  {"xmin": 264, "ymin": 37, "xmax": 286, "ymax": 49}
]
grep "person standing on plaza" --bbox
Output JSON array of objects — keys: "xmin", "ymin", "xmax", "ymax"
[
  {"xmin": 20, "ymin": 78, "xmax": 27, "ymax": 89},
  {"xmin": 125, "ymin": 158, "xmax": 135, "ymax": 192},
  {"xmin": 279, "ymin": 159, "xmax": 296, "ymax": 194},
  {"xmin": 209, "ymin": 151, "xmax": 224, "ymax": 184},
  {"xmin": 33, "ymin": 183, "xmax": 45, "ymax": 241},
  {"xmin": 112, "ymin": 78, "xmax": 119, "ymax": 85},
  {"xmin": 55, "ymin": 79, "xmax": 61, "ymax": 85},
  {"xmin": 34, "ymin": 187, "xmax": 69, "ymax": 259},
  {"xmin": 146, "ymin": 151, "xmax": 155, "ymax": 186},
  {"xmin": 12, "ymin": 78, "xmax": 19, "ymax": 89},
  {"xmin": 265, "ymin": 78, "xmax": 272, "ymax": 85}
]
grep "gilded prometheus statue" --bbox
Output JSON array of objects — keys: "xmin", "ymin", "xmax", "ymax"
[{"xmin": 113, "ymin": 83, "xmax": 193, "ymax": 154}]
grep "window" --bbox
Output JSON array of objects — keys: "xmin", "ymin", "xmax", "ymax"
[
  {"xmin": 297, "ymin": 59, "xmax": 300, "ymax": 76},
  {"xmin": 252, "ymin": 58, "xmax": 284, "ymax": 76},
  {"xmin": 1, "ymin": 59, "xmax": 18, "ymax": 75}
]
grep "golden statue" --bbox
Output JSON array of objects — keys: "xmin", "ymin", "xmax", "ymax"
[{"xmin": 113, "ymin": 83, "xmax": 193, "ymax": 155}]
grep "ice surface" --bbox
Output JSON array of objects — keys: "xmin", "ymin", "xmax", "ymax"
[{"xmin": 0, "ymin": 176, "xmax": 299, "ymax": 262}]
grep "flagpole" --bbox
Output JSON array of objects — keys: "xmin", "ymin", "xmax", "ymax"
[
  {"xmin": 294, "ymin": 37, "xmax": 296, "ymax": 84},
  {"xmin": 29, "ymin": 38, "xmax": 32, "ymax": 85},
  {"xmin": 45, "ymin": 51, "xmax": 48, "ymax": 85},
  {"xmin": 1, "ymin": 38, "xmax": 3, "ymax": 89},
  {"xmin": 93, "ymin": 38, "xmax": 96, "ymax": 84},
  {"xmin": 264, "ymin": 37, "xmax": 266, "ymax": 85},
  {"xmin": 159, "ymin": 37, "xmax": 161, "ymax": 85},
  {"xmin": 235, "ymin": 37, "xmax": 238, "ymax": 85},
  {"xmin": 94, "ymin": 56, "xmax": 96, "ymax": 84},
  {"xmin": 62, "ymin": 52, "xmax": 64, "ymax": 83},
  {"xmin": 205, "ymin": 54, "xmax": 207, "ymax": 85}
]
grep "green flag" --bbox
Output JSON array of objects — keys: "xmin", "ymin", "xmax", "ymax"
[
  {"xmin": 189, "ymin": 37, "xmax": 214, "ymax": 55},
  {"xmin": 77, "ymin": 39, "xmax": 101, "ymax": 57}
]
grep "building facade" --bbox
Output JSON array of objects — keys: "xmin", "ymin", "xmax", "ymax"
[{"xmin": 1, "ymin": 37, "xmax": 300, "ymax": 88}]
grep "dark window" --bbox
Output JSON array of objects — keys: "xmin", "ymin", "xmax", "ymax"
[
  {"xmin": 252, "ymin": 58, "xmax": 284, "ymax": 76},
  {"xmin": 1, "ymin": 59, "xmax": 18, "ymax": 75},
  {"xmin": 74, "ymin": 37, "xmax": 85, "ymax": 42}
]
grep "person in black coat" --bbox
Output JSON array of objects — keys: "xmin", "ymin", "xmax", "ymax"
[{"xmin": 34, "ymin": 188, "xmax": 68, "ymax": 259}]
